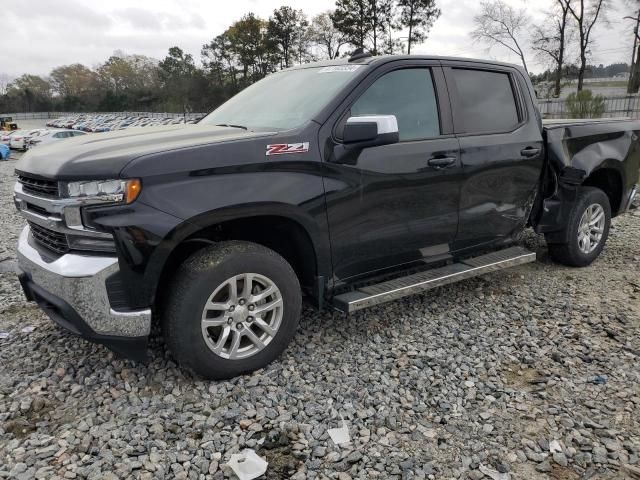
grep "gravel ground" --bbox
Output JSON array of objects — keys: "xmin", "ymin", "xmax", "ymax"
[{"xmin": 0, "ymin": 153, "xmax": 639, "ymax": 480}]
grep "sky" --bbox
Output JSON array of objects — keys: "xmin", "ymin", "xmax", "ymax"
[{"xmin": 1, "ymin": 0, "xmax": 633, "ymax": 79}]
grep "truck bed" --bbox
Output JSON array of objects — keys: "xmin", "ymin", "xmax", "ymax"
[{"xmin": 542, "ymin": 117, "xmax": 640, "ymax": 188}]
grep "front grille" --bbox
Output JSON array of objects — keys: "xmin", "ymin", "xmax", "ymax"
[
  {"xmin": 18, "ymin": 174, "xmax": 59, "ymax": 198},
  {"xmin": 28, "ymin": 221, "xmax": 69, "ymax": 255}
]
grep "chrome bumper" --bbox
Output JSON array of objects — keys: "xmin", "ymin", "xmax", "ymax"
[{"xmin": 17, "ymin": 226, "xmax": 151, "ymax": 337}]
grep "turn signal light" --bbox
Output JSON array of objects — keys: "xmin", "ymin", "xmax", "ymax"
[{"xmin": 126, "ymin": 179, "xmax": 142, "ymax": 204}]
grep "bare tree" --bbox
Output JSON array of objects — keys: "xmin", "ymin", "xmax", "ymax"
[
  {"xmin": 309, "ymin": 12, "xmax": 349, "ymax": 59},
  {"xmin": 0, "ymin": 74, "xmax": 11, "ymax": 96},
  {"xmin": 472, "ymin": 0, "xmax": 531, "ymax": 74},
  {"xmin": 561, "ymin": 0, "xmax": 607, "ymax": 91},
  {"xmin": 624, "ymin": 2, "xmax": 640, "ymax": 93},
  {"xmin": 532, "ymin": 0, "xmax": 573, "ymax": 97}
]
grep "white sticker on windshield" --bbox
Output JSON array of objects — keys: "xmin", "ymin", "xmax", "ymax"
[{"xmin": 318, "ymin": 65, "xmax": 362, "ymax": 73}]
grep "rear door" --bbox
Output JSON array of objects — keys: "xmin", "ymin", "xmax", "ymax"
[
  {"xmin": 442, "ymin": 62, "xmax": 544, "ymax": 249},
  {"xmin": 320, "ymin": 61, "xmax": 462, "ymax": 282}
]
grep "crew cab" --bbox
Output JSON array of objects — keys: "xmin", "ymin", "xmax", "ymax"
[{"xmin": 14, "ymin": 53, "xmax": 639, "ymax": 379}]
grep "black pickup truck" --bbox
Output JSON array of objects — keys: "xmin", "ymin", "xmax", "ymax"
[{"xmin": 14, "ymin": 53, "xmax": 639, "ymax": 379}]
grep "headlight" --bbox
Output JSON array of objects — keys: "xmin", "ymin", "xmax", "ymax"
[{"xmin": 65, "ymin": 179, "xmax": 141, "ymax": 204}]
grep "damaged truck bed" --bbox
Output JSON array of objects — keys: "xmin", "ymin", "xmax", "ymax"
[{"xmin": 535, "ymin": 118, "xmax": 640, "ymax": 240}]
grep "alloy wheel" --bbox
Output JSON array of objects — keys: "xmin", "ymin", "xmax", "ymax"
[
  {"xmin": 577, "ymin": 203, "xmax": 605, "ymax": 254},
  {"xmin": 200, "ymin": 273, "xmax": 283, "ymax": 360}
]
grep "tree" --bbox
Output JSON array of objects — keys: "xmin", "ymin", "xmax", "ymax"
[
  {"xmin": 267, "ymin": 6, "xmax": 309, "ymax": 68},
  {"xmin": 50, "ymin": 64, "xmax": 98, "ymax": 98},
  {"xmin": 7, "ymin": 75, "xmax": 52, "ymax": 112},
  {"xmin": 332, "ymin": 0, "xmax": 372, "ymax": 51},
  {"xmin": 98, "ymin": 53, "xmax": 159, "ymax": 94},
  {"xmin": 369, "ymin": 0, "xmax": 396, "ymax": 56},
  {"xmin": 227, "ymin": 13, "xmax": 277, "ymax": 83},
  {"xmin": 397, "ymin": 0, "xmax": 441, "ymax": 54},
  {"xmin": 381, "ymin": 13, "xmax": 405, "ymax": 54},
  {"xmin": 50, "ymin": 64, "xmax": 100, "ymax": 110},
  {"xmin": 624, "ymin": 2, "xmax": 640, "ymax": 93},
  {"xmin": 532, "ymin": 0, "xmax": 573, "ymax": 97},
  {"xmin": 471, "ymin": 0, "xmax": 531, "ymax": 74},
  {"xmin": 202, "ymin": 33, "xmax": 237, "ymax": 85},
  {"xmin": 332, "ymin": 0, "xmax": 397, "ymax": 55},
  {"xmin": 561, "ymin": 0, "xmax": 607, "ymax": 91},
  {"xmin": 0, "ymin": 74, "xmax": 11, "ymax": 96},
  {"xmin": 309, "ymin": 12, "xmax": 348, "ymax": 60},
  {"xmin": 159, "ymin": 47, "xmax": 199, "ymax": 112},
  {"xmin": 96, "ymin": 53, "xmax": 160, "ymax": 110}
]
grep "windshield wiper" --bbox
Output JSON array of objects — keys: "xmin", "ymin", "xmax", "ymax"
[{"xmin": 215, "ymin": 123, "xmax": 248, "ymax": 130}]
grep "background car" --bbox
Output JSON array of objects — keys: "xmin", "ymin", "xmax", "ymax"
[
  {"xmin": 0, "ymin": 144, "xmax": 9, "ymax": 160},
  {"xmin": 44, "ymin": 113, "xmax": 203, "ymax": 133},
  {"xmin": 1, "ymin": 131, "xmax": 17, "ymax": 146},
  {"xmin": 28, "ymin": 129, "xmax": 87, "ymax": 148},
  {"xmin": 9, "ymin": 129, "xmax": 49, "ymax": 151}
]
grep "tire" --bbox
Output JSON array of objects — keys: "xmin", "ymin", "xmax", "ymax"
[
  {"xmin": 546, "ymin": 187, "xmax": 611, "ymax": 267},
  {"xmin": 162, "ymin": 241, "xmax": 301, "ymax": 380}
]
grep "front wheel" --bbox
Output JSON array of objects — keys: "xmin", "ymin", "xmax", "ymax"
[
  {"xmin": 162, "ymin": 241, "xmax": 301, "ymax": 380},
  {"xmin": 546, "ymin": 187, "xmax": 611, "ymax": 267}
]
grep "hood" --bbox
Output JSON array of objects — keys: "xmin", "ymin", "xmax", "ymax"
[{"xmin": 15, "ymin": 124, "xmax": 274, "ymax": 180}]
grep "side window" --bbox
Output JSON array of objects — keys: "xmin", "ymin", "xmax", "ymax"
[
  {"xmin": 349, "ymin": 68, "xmax": 440, "ymax": 141},
  {"xmin": 450, "ymin": 68, "xmax": 520, "ymax": 134}
]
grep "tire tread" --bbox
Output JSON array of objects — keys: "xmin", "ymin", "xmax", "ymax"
[
  {"xmin": 546, "ymin": 187, "xmax": 611, "ymax": 267},
  {"xmin": 162, "ymin": 240, "xmax": 301, "ymax": 379}
]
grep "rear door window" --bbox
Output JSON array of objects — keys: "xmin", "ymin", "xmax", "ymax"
[{"xmin": 450, "ymin": 68, "xmax": 520, "ymax": 134}]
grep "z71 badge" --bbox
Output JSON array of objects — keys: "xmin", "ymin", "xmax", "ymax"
[{"xmin": 266, "ymin": 142, "xmax": 309, "ymax": 156}]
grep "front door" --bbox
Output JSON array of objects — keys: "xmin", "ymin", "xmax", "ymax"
[{"xmin": 321, "ymin": 64, "xmax": 462, "ymax": 283}]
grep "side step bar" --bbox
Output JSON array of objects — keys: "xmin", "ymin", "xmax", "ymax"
[{"xmin": 332, "ymin": 246, "xmax": 536, "ymax": 313}]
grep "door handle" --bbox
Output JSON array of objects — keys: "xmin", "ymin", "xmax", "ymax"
[
  {"xmin": 520, "ymin": 147, "xmax": 540, "ymax": 158},
  {"xmin": 427, "ymin": 156, "xmax": 456, "ymax": 168}
]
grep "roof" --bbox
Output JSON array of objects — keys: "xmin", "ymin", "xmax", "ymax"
[{"xmin": 287, "ymin": 54, "xmax": 523, "ymax": 72}]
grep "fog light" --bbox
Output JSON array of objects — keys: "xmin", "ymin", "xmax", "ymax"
[{"xmin": 67, "ymin": 236, "xmax": 116, "ymax": 253}]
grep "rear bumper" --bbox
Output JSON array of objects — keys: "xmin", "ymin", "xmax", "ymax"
[{"xmin": 16, "ymin": 226, "xmax": 151, "ymax": 361}]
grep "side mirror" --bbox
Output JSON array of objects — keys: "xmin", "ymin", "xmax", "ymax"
[{"xmin": 342, "ymin": 115, "xmax": 399, "ymax": 148}]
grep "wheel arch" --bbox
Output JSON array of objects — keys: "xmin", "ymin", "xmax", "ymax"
[
  {"xmin": 582, "ymin": 164, "xmax": 624, "ymax": 216},
  {"xmin": 153, "ymin": 205, "xmax": 327, "ymax": 312}
]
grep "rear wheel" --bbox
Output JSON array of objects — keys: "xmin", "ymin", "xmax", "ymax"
[
  {"xmin": 546, "ymin": 187, "xmax": 611, "ymax": 267},
  {"xmin": 162, "ymin": 241, "xmax": 301, "ymax": 379}
]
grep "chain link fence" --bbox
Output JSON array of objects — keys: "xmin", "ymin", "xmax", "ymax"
[{"xmin": 537, "ymin": 95, "xmax": 640, "ymax": 119}]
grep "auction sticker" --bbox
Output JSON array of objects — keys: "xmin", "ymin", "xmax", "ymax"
[{"xmin": 318, "ymin": 65, "xmax": 362, "ymax": 73}]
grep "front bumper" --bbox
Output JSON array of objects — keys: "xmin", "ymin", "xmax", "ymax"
[{"xmin": 17, "ymin": 226, "xmax": 151, "ymax": 361}]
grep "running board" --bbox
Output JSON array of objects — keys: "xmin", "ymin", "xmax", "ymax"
[{"xmin": 332, "ymin": 246, "xmax": 536, "ymax": 313}]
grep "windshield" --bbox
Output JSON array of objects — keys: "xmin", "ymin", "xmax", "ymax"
[{"xmin": 200, "ymin": 65, "xmax": 363, "ymax": 131}]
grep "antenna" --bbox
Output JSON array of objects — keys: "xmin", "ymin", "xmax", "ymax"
[{"xmin": 348, "ymin": 48, "xmax": 372, "ymax": 63}]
